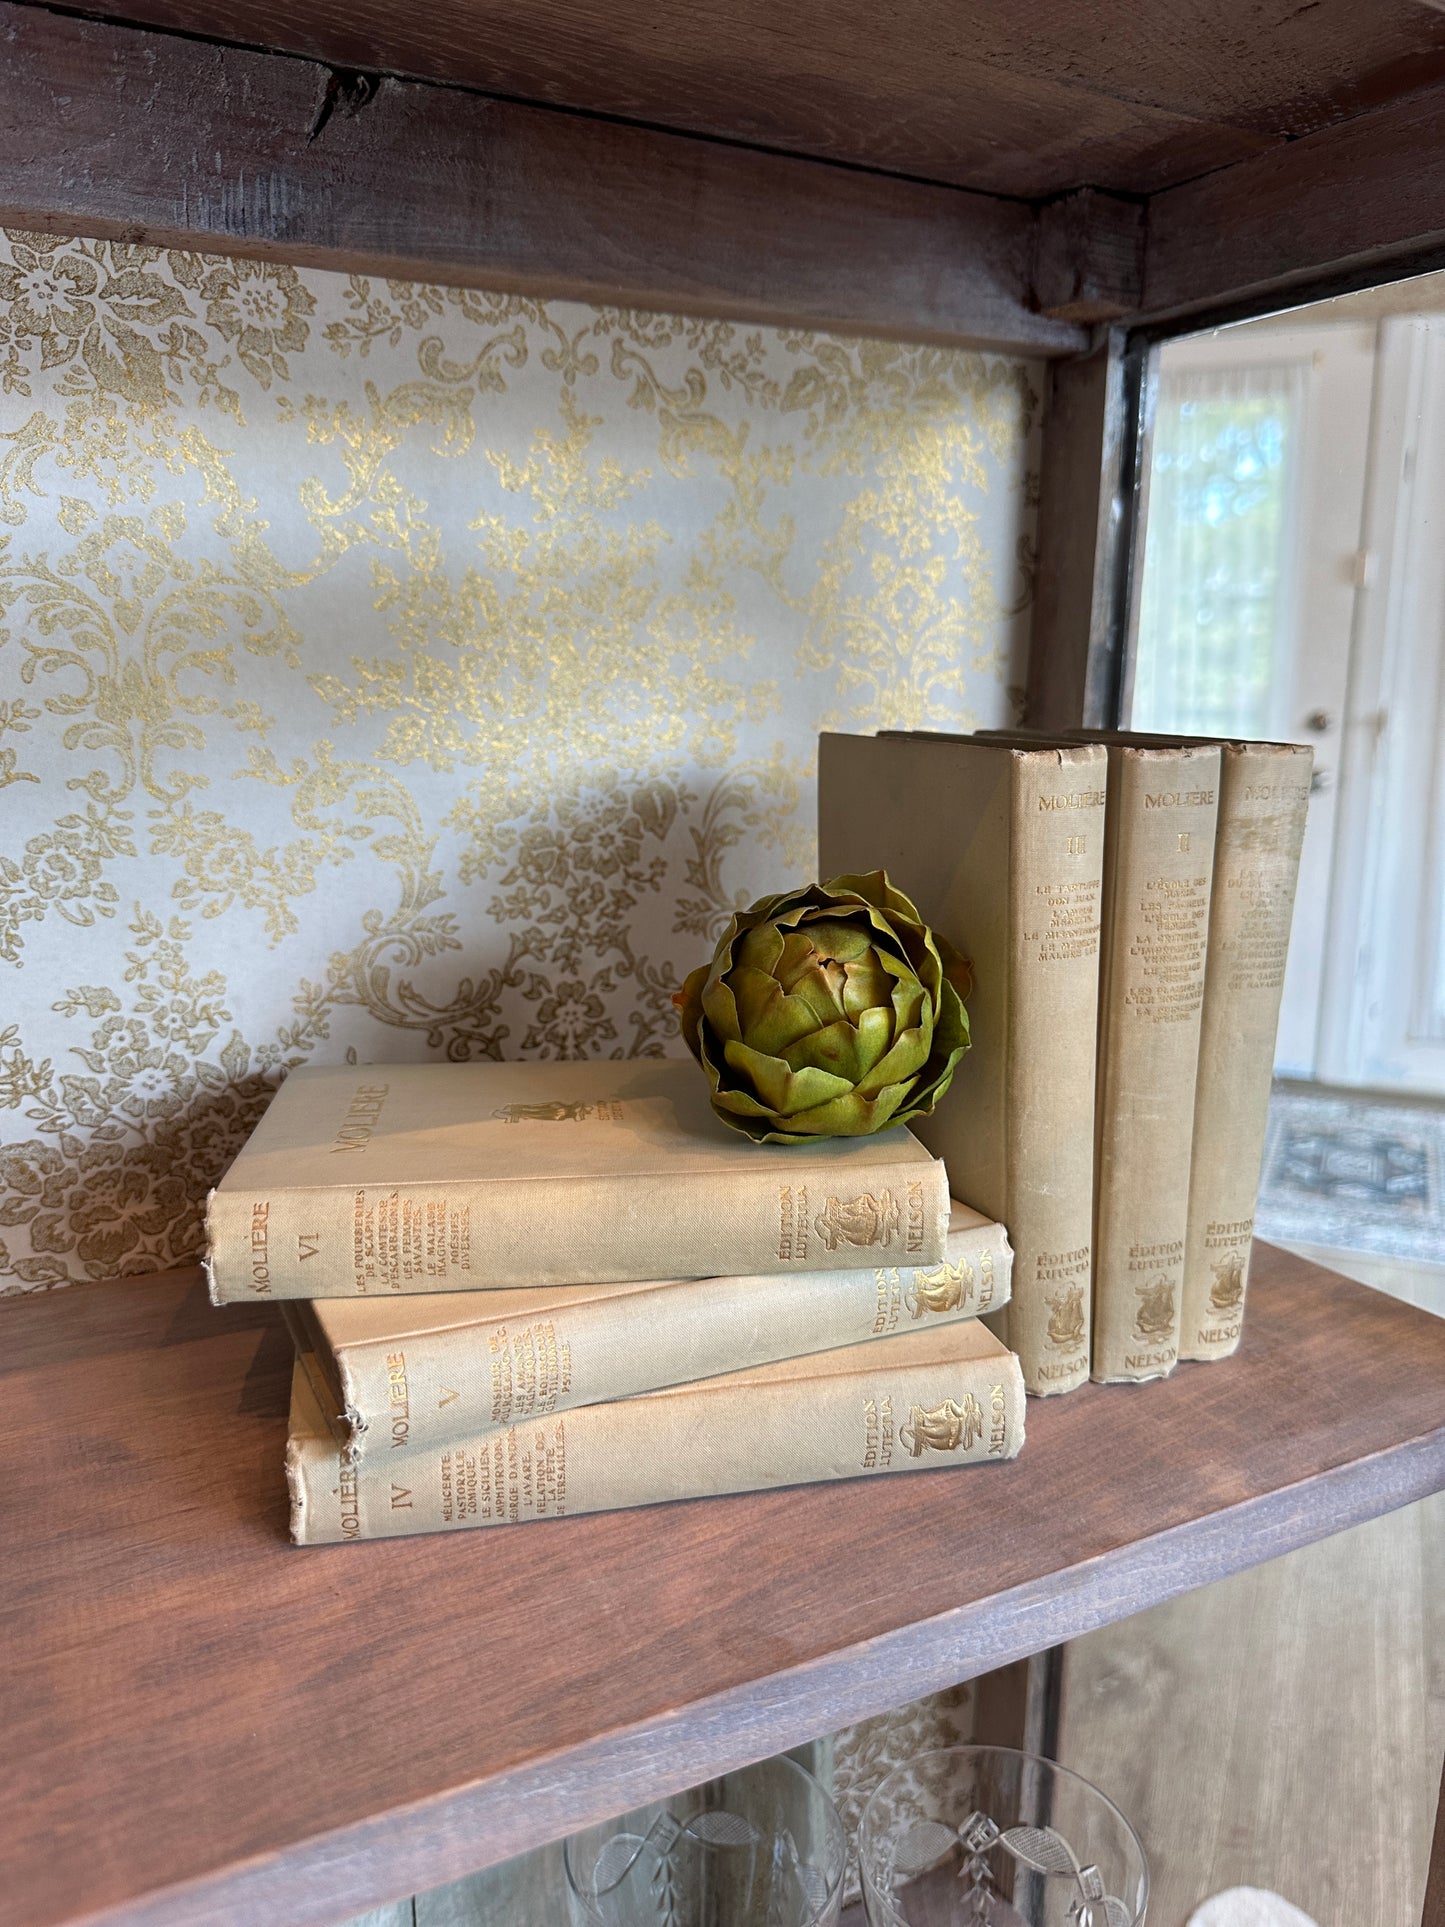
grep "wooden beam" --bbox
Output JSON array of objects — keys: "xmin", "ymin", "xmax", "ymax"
[
  {"xmin": 1024, "ymin": 328, "xmax": 1152, "ymax": 729},
  {"xmin": 0, "ymin": 2, "xmax": 1085, "ymax": 354},
  {"xmin": 1143, "ymin": 80, "xmax": 1445, "ymax": 324},
  {"xmin": 1033, "ymin": 189, "xmax": 1145, "ymax": 323}
]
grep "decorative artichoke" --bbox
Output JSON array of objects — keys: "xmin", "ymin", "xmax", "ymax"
[{"xmin": 673, "ymin": 871, "xmax": 971, "ymax": 1143}]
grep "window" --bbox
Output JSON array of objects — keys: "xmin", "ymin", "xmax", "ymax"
[{"xmin": 1131, "ymin": 363, "xmax": 1305, "ymax": 739}]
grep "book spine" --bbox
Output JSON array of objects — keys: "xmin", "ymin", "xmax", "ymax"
[
  {"xmin": 333, "ymin": 1213, "xmax": 1013, "ymax": 1460},
  {"xmin": 288, "ymin": 1345, "xmax": 1027, "ymax": 1544},
  {"xmin": 1092, "ymin": 747, "xmax": 1221, "ymax": 1382},
  {"xmin": 1002, "ymin": 754, "xmax": 1107, "ymax": 1397},
  {"xmin": 206, "ymin": 1153, "xmax": 951, "ymax": 1303},
  {"xmin": 1180, "ymin": 745, "xmax": 1312, "ymax": 1361}
]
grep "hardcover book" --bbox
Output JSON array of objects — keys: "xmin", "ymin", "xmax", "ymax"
[
  {"xmin": 1088, "ymin": 743, "xmax": 1221, "ymax": 1381},
  {"xmin": 818, "ymin": 732, "xmax": 1106, "ymax": 1396},
  {"xmin": 1100, "ymin": 738, "xmax": 1312, "ymax": 1358},
  {"xmin": 1182, "ymin": 740, "xmax": 1312, "ymax": 1357},
  {"xmin": 290, "ymin": 1201, "xmax": 1012, "ymax": 1460},
  {"xmin": 206, "ymin": 1058, "xmax": 950, "ymax": 1302},
  {"xmin": 286, "ymin": 1316, "xmax": 1027, "ymax": 1543},
  {"xmin": 1055, "ymin": 730, "xmax": 1313, "ymax": 1361}
]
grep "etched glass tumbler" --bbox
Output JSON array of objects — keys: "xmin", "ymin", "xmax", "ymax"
[
  {"xmin": 857, "ymin": 1746, "xmax": 1147, "ymax": 1927},
  {"xmin": 564, "ymin": 1755, "xmax": 847, "ymax": 1927}
]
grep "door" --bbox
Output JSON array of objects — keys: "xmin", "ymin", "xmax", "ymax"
[
  {"xmin": 1127, "ymin": 321, "xmax": 1378, "ymax": 1077},
  {"xmin": 1317, "ymin": 316, "xmax": 1445, "ymax": 1095}
]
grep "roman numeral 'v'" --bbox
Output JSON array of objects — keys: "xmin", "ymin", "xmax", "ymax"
[{"xmin": 437, "ymin": 1387, "xmax": 460, "ymax": 1408}]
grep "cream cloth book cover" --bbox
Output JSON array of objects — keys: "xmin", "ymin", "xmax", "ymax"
[
  {"xmin": 1054, "ymin": 731, "xmax": 1313, "ymax": 1363},
  {"xmin": 297, "ymin": 1201, "xmax": 1012, "ymax": 1457},
  {"xmin": 1090, "ymin": 743, "xmax": 1221, "ymax": 1382},
  {"xmin": 207, "ymin": 1059, "xmax": 950, "ymax": 1299},
  {"xmin": 818, "ymin": 732, "xmax": 1106, "ymax": 1397},
  {"xmin": 287, "ymin": 1316, "xmax": 1026, "ymax": 1542}
]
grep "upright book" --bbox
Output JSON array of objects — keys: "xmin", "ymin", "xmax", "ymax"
[
  {"xmin": 206, "ymin": 1059, "xmax": 951, "ymax": 1302},
  {"xmin": 1089, "ymin": 743, "xmax": 1221, "ymax": 1381},
  {"xmin": 981, "ymin": 726, "xmax": 1313, "ymax": 1368},
  {"xmin": 286, "ymin": 1316, "xmax": 1027, "ymax": 1543},
  {"xmin": 1171, "ymin": 740, "xmax": 1312, "ymax": 1358},
  {"xmin": 1054, "ymin": 731, "xmax": 1313, "ymax": 1360},
  {"xmin": 818, "ymin": 732, "xmax": 1106, "ymax": 1396},
  {"xmin": 290, "ymin": 1202, "xmax": 1011, "ymax": 1460}
]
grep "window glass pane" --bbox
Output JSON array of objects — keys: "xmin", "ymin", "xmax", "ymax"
[{"xmin": 1131, "ymin": 363, "xmax": 1305, "ymax": 737}]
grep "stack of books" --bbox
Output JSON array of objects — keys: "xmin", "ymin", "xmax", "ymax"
[
  {"xmin": 819, "ymin": 727, "xmax": 1311, "ymax": 1392},
  {"xmin": 205, "ymin": 1060, "xmax": 1026, "ymax": 1543}
]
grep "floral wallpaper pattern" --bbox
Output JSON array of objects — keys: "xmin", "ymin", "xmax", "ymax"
[{"xmin": 0, "ymin": 230, "xmax": 1041, "ymax": 1291}]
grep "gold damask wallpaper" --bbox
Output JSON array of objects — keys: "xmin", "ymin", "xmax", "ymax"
[{"xmin": 0, "ymin": 229, "xmax": 1041, "ymax": 1291}]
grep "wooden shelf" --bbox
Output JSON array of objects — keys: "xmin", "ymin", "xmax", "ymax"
[{"xmin": 5, "ymin": 1244, "xmax": 1443, "ymax": 1927}]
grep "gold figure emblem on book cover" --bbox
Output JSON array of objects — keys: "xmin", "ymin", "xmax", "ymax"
[
  {"xmin": 900, "ymin": 1392, "xmax": 985, "ymax": 1456},
  {"xmin": 1133, "ymin": 1274, "xmax": 1177, "ymax": 1340},
  {"xmin": 492, "ymin": 1100, "xmax": 597, "ymax": 1123},
  {"xmin": 1044, "ymin": 1283, "xmax": 1086, "ymax": 1351},
  {"xmin": 491, "ymin": 1100, "xmax": 627, "ymax": 1125},
  {"xmin": 1208, "ymin": 1252, "xmax": 1246, "ymax": 1312},
  {"xmin": 905, "ymin": 1256, "xmax": 976, "ymax": 1318},
  {"xmin": 814, "ymin": 1190, "xmax": 901, "ymax": 1251}
]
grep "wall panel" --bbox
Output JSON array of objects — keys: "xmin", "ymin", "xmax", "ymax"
[{"xmin": 0, "ymin": 230, "xmax": 1040, "ymax": 1288}]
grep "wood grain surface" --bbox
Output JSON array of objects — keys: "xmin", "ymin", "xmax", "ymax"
[
  {"xmin": 0, "ymin": 3, "xmax": 1083, "ymax": 355},
  {"xmin": 1024, "ymin": 328, "xmax": 1145, "ymax": 731},
  {"xmin": 55, "ymin": 0, "xmax": 1445, "ymax": 199},
  {"xmin": 1144, "ymin": 79, "xmax": 1445, "ymax": 323},
  {"xmin": 3, "ymin": 1244, "xmax": 1443, "ymax": 1927}
]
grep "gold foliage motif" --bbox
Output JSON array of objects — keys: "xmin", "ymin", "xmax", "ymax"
[{"xmin": 0, "ymin": 231, "xmax": 1040, "ymax": 1290}]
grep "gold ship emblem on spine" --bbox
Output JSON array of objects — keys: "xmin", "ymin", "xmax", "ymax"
[
  {"xmin": 1044, "ymin": 1283, "xmax": 1086, "ymax": 1351},
  {"xmin": 1133, "ymin": 1274, "xmax": 1177, "ymax": 1341},
  {"xmin": 905, "ymin": 1256, "xmax": 976, "ymax": 1319},
  {"xmin": 814, "ymin": 1189, "xmax": 901, "ymax": 1251},
  {"xmin": 1208, "ymin": 1253, "xmax": 1246, "ymax": 1313},
  {"xmin": 900, "ymin": 1393, "xmax": 985, "ymax": 1457}
]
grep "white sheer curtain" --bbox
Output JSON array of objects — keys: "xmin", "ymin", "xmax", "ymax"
[{"xmin": 1131, "ymin": 361, "xmax": 1307, "ymax": 738}]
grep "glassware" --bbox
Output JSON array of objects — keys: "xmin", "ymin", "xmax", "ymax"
[
  {"xmin": 564, "ymin": 1753, "xmax": 848, "ymax": 1927},
  {"xmin": 856, "ymin": 1745, "xmax": 1147, "ymax": 1927}
]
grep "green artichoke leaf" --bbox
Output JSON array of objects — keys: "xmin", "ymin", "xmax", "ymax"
[
  {"xmin": 725, "ymin": 965, "xmax": 824, "ymax": 1056},
  {"xmin": 840, "ymin": 949, "xmax": 895, "ymax": 1019},
  {"xmin": 698, "ymin": 967, "xmax": 745, "ymax": 1045},
  {"xmin": 721, "ymin": 1039, "xmax": 854, "ymax": 1116},
  {"xmin": 930, "ymin": 978, "xmax": 971, "ymax": 1060},
  {"xmin": 673, "ymin": 962, "xmax": 709, "ymax": 1060},
  {"xmin": 776, "ymin": 1080, "xmax": 915, "ymax": 1137},
  {"xmin": 732, "ymin": 920, "xmax": 787, "ymax": 977},
  {"xmin": 854, "ymin": 1016, "xmax": 933, "ymax": 1097},
  {"xmin": 821, "ymin": 870, "xmax": 925, "ymax": 921},
  {"xmin": 778, "ymin": 1010, "xmax": 890, "ymax": 1085}
]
